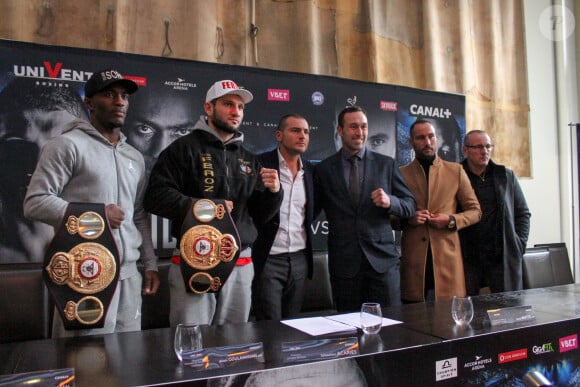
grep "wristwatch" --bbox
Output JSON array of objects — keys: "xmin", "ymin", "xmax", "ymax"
[{"xmin": 447, "ymin": 215, "xmax": 456, "ymax": 230}]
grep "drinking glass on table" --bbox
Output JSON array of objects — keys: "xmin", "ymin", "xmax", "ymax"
[
  {"xmin": 360, "ymin": 302, "xmax": 382, "ymax": 334},
  {"xmin": 451, "ymin": 296, "xmax": 474, "ymax": 326},
  {"xmin": 174, "ymin": 323, "xmax": 203, "ymax": 361}
]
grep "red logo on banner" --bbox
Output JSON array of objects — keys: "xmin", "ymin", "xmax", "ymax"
[
  {"xmin": 124, "ymin": 75, "xmax": 147, "ymax": 87},
  {"xmin": 268, "ymin": 89, "xmax": 290, "ymax": 102},
  {"xmin": 560, "ymin": 334, "xmax": 578, "ymax": 353},
  {"xmin": 44, "ymin": 61, "xmax": 63, "ymax": 78},
  {"xmin": 498, "ymin": 349, "xmax": 527, "ymax": 364},
  {"xmin": 380, "ymin": 101, "xmax": 397, "ymax": 111}
]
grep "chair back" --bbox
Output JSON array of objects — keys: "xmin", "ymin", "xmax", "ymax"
[
  {"xmin": 523, "ymin": 243, "xmax": 574, "ymax": 289},
  {"xmin": 300, "ymin": 251, "xmax": 335, "ymax": 316},
  {"xmin": 0, "ymin": 263, "xmax": 52, "ymax": 343}
]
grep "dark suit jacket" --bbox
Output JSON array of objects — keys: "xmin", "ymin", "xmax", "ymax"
[
  {"xmin": 252, "ymin": 148, "xmax": 315, "ymax": 279},
  {"xmin": 314, "ymin": 149, "xmax": 416, "ymax": 278}
]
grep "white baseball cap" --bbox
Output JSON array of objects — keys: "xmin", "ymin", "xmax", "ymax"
[{"xmin": 205, "ymin": 80, "xmax": 253, "ymax": 104}]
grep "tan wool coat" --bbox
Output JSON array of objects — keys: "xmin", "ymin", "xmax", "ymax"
[{"xmin": 400, "ymin": 158, "xmax": 481, "ymax": 302}]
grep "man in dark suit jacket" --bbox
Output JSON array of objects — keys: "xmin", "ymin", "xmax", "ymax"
[
  {"xmin": 315, "ymin": 106, "xmax": 416, "ymax": 312},
  {"xmin": 252, "ymin": 114, "xmax": 315, "ymax": 320}
]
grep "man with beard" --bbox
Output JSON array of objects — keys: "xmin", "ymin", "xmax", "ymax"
[
  {"xmin": 23, "ymin": 69, "xmax": 160, "ymax": 336},
  {"xmin": 399, "ymin": 118, "xmax": 481, "ymax": 302},
  {"xmin": 144, "ymin": 80, "xmax": 282, "ymax": 326}
]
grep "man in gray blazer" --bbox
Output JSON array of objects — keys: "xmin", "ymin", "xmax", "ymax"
[{"xmin": 314, "ymin": 106, "xmax": 416, "ymax": 312}]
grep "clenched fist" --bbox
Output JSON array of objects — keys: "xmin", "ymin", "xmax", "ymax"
[{"xmin": 260, "ymin": 167, "xmax": 280, "ymax": 193}]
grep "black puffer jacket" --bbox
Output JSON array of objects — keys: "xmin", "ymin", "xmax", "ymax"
[{"xmin": 144, "ymin": 119, "xmax": 283, "ymax": 247}]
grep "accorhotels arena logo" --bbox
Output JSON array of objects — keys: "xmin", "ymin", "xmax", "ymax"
[
  {"xmin": 164, "ymin": 77, "xmax": 196, "ymax": 91},
  {"xmin": 532, "ymin": 342, "xmax": 555, "ymax": 355},
  {"xmin": 463, "ymin": 355, "xmax": 492, "ymax": 371}
]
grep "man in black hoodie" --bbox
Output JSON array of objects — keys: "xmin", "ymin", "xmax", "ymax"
[{"xmin": 145, "ymin": 80, "xmax": 282, "ymax": 326}]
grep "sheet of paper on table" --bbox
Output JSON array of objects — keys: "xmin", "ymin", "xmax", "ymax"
[{"xmin": 281, "ymin": 313, "xmax": 402, "ymax": 336}]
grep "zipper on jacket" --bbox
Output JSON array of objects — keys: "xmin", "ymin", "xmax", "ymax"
[{"xmin": 224, "ymin": 146, "xmax": 230, "ymax": 200}]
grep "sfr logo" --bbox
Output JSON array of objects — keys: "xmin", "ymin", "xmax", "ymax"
[{"xmin": 560, "ymin": 334, "xmax": 578, "ymax": 353}]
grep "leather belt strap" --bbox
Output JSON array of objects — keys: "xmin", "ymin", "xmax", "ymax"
[
  {"xmin": 179, "ymin": 198, "xmax": 241, "ymax": 294},
  {"xmin": 43, "ymin": 203, "xmax": 120, "ymax": 330}
]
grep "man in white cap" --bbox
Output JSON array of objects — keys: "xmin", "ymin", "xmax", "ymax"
[{"xmin": 145, "ymin": 80, "xmax": 282, "ymax": 326}]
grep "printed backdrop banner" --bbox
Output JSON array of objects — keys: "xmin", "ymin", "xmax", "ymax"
[{"xmin": 0, "ymin": 40, "xmax": 465, "ymax": 262}]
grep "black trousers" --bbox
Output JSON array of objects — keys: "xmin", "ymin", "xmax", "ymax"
[
  {"xmin": 253, "ymin": 250, "xmax": 308, "ymax": 320},
  {"xmin": 463, "ymin": 259, "xmax": 504, "ymax": 296},
  {"xmin": 330, "ymin": 257, "xmax": 401, "ymax": 313}
]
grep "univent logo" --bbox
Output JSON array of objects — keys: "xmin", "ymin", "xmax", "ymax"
[
  {"xmin": 268, "ymin": 88, "xmax": 290, "ymax": 102},
  {"xmin": 12, "ymin": 62, "xmax": 146, "ymax": 87},
  {"xmin": 13, "ymin": 62, "xmax": 92, "ymax": 82}
]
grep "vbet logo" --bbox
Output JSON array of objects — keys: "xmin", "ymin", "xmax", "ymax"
[
  {"xmin": 435, "ymin": 357, "xmax": 458, "ymax": 382},
  {"xmin": 267, "ymin": 88, "xmax": 290, "ymax": 102},
  {"xmin": 560, "ymin": 334, "xmax": 578, "ymax": 353}
]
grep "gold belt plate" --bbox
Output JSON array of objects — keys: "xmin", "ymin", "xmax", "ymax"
[
  {"xmin": 180, "ymin": 224, "xmax": 238, "ymax": 270},
  {"xmin": 46, "ymin": 242, "xmax": 117, "ymax": 294}
]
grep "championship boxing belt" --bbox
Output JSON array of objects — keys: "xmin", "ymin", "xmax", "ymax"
[
  {"xmin": 43, "ymin": 203, "xmax": 120, "ymax": 330},
  {"xmin": 179, "ymin": 198, "xmax": 241, "ymax": 294}
]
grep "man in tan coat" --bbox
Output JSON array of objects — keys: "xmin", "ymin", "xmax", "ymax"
[{"xmin": 400, "ymin": 119, "xmax": 481, "ymax": 302}]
